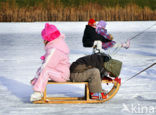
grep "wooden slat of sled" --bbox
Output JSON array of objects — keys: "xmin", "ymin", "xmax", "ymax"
[
  {"xmin": 33, "ymin": 79, "xmax": 120, "ymax": 104},
  {"xmin": 47, "ymin": 80, "xmax": 113, "ymax": 84},
  {"xmin": 33, "ymin": 99, "xmax": 108, "ymax": 104}
]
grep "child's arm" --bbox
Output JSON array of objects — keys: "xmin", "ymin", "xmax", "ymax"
[
  {"xmin": 96, "ymin": 28, "xmax": 113, "ymax": 40},
  {"xmin": 31, "ymin": 49, "xmax": 55, "ymax": 83},
  {"xmin": 39, "ymin": 48, "xmax": 63, "ymax": 72},
  {"xmin": 41, "ymin": 48, "xmax": 56, "ymax": 69}
]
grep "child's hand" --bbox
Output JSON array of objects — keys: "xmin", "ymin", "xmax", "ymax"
[
  {"xmin": 30, "ymin": 78, "xmax": 38, "ymax": 85},
  {"xmin": 40, "ymin": 56, "xmax": 45, "ymax": 60},
  {"xmin": 109, "ymin": 34, "xmax": 113, "ymax": 40}
]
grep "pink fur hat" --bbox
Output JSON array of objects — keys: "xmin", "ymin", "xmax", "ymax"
[{"xmin": 41, "ymin": 23, "xmax": 61, "ymax": 42}]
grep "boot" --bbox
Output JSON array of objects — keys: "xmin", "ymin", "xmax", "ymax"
[
  {"xmin": 122, "ymin": 40, "xmax": 130, "ymax": 49},
  {"xmin": 90, "ymin": 92, "xmax": 107, "ymax": 100},
  {"xmin": 30, "ymin": 92, "xmax": 43, "ymax": 102},
  {"xmin": 93, "ymin": 40, "xmax": 103, "ymax": 53}
]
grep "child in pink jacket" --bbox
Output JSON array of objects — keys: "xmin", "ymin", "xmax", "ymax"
[{"xmin": 30, "ymin": 23, "xmax": 70, "ymax": 102}]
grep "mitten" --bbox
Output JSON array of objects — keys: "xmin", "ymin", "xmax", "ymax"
[{"xmin": 109, "ymin": 34, "xmax": 113, "ymax": 40}]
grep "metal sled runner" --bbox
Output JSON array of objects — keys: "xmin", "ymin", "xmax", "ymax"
[{"xmin": 33, "ymin": 77, "xmax": 121, "ymax": 104}]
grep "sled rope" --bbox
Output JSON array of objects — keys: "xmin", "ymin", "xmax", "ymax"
[
  {"xmin": 122, "ymin": 63, "xmax": 156, "ymax": 84},
  {"xmin": 110, "ymin": 23, "xmax": 156, "ymax": 56},
  {"xmin": 129, "ymin": 23, "xmax": 156, "ymax": 41},
  {"xmin": 109, "ymin": 44, "xmax": 122, "ymax": 56}
]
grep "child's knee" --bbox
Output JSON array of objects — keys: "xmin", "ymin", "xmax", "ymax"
[
  {"xmin": 92, "ymin": 68, "xmax": 100, "ymax": 75},
  {"xmin": 90, "ymin": 68, "xmax": 101, "ymax": 79}
]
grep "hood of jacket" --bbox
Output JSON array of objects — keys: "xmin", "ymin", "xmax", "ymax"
[{"xmin": 45, "ymin": 34, "xmax": 69, "ymax": 54}]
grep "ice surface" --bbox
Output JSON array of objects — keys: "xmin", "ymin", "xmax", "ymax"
[{"xmin": 0, "ymin": 21, "xmax": 156, "ymax": 115}]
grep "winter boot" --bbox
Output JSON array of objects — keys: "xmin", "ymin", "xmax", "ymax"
[
  {"xmin": 93, "ymin": 40, "xmax": 103, "ymax": 53},
  {"xmin": 90, "ymin": 92, "xmax": 107, "ymax": 100},
  {"xmin": 30, "ymin": 92, "xmax": 43, "ymax": 102},
  {"xmin": 122, "ymin": 40, "xmax": 130, "ymax": 49}
]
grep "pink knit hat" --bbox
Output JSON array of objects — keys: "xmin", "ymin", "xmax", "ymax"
[{"xmin": 41, "ymin": 23, "xmax": 61, "ymax": 42}]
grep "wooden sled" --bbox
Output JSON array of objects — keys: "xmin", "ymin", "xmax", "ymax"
[{"xmin": 33, "ymin": 77, "xmax": 121, "ymax": 104}]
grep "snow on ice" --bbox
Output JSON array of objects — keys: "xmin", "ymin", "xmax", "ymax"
[{"xmin": 0, "ymin": 21, "xmax": 156, "ymax": 115}]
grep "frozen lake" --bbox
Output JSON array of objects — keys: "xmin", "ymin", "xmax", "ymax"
[{"xmin": 0, "ymin": 21, "xmax": 156, "ymax": 115}]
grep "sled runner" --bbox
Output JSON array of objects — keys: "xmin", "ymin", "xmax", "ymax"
[{"xmin": 33, "ymin": 77, "xmax": 121, "ymax": 104}]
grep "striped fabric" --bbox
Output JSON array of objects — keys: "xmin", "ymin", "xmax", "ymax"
[
  {"xmin": 96, "ymin": 27, "xmax": 116, "ymax": 50},
  {"xmin": 96, "ymin": 27, "xmax": 112, "ymax": 40},
  {"xmin": 102, "ymin": 41, "xmax": 116, "ymax": 50}
]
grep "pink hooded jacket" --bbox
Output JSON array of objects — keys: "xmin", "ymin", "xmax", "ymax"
[
  {"xmin": 33, "ymin": 34, "xmax": 70, "ymax": 92},
  {"xmin": 42, "ymin": 34, "xmax": 70, "ymax": 81}
]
